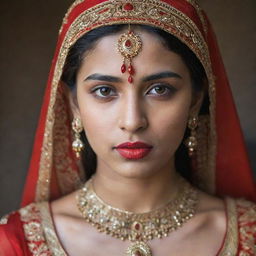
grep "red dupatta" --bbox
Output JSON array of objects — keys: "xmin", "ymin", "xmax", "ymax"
[{"xmin": 21, "ymin": 0, "xmax": 256, "ymax": 207}]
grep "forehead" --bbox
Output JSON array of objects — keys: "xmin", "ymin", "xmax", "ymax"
[{"xmin": 78, "ymin": 30, "xmax": 189, "ymax": 78}]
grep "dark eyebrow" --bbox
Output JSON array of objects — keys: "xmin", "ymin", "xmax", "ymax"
[
  {"xmin": 84, "ymin": 73, "xmax": 122, "ymax": 83},
  {"xmin": 142, "ymin": 71, "xmax": 182, "ymax": 82}
]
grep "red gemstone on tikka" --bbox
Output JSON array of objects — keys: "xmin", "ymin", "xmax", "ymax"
[
  {"xmin": 128, "ymin": 76, "xmax": 133, "ymax": 83},
  {"xmin": 128, "ymin": 65, "xmax": 134, "ymax": 75},
  {"xmin": 121, "ymin": 64, "xmax": 126, "ymax": 73},
  {"xmin": 125, "ymin": 39, "xmax": 132, "ymax": 48},
  {"xmin": 124, "ymin": 3, "xmax": 134, "ymax": 11}
]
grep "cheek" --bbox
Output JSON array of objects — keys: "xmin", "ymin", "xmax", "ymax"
[
  {"xmin": 77, "ymin": 98, "xmax": 114, "ymax": 151},
  {"xmin": 150, "ymin": 94, "xmax": 191, "ymax": 146}
]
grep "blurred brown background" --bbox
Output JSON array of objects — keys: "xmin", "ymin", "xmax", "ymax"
[{"xmin": 0, "ymin": 0, "xmax": 255, "ymax": 216}]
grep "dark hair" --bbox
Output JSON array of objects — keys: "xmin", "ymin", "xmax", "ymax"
[{"xmin": 61, "ymin": 24, "xmax": 208, "ymax": 180}]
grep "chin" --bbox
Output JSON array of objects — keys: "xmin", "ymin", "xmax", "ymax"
[{"xmin": 112, "ymin": 162, "xmax": 160, "ymax": 180}]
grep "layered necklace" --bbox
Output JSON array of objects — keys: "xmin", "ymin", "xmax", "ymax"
[{"xmin": 77, "ymin": 177, "xmax": 199, "ymax": 256}]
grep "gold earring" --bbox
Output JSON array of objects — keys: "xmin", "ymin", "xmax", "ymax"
[
  {"xmin": 72, "ymin": 118, "xmax": 84, "ymax": 158},
  {"xmin": 185, "ymin": 117, "xmax": 198, "ymax": 156}
]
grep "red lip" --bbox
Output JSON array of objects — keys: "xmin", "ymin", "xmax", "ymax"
[
  {"xmin": 116, "ymin": 141, "xmax": 153, "ymax": 149},
  {"xmin": 115, "ymin": 141, "xmax": 153, "ymax": 160}
]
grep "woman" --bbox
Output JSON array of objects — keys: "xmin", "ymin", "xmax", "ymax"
[{"xmin": 0, "ymin": 0, "xmax": 255, "ymax": 255}]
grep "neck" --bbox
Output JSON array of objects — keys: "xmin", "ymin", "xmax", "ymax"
[{"xmin": 92, "ymin": 161, "xmax": 180, "ymax": 213}]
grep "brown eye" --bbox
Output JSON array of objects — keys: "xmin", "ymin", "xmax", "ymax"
[
  {"xmin": 99, "ymin": 87, "xmax": 111, "ymax": 96},
  {"xmin": 148, "ymin": 84, "xmax": 175, "ymax": 96},
  {"xmin": 154, "ymin": 86, "xmax": 166, "ymax": 94},
  {"xmin": 147, "ymin": 83, "xmax": 177, "ymax": 97},
  {"xmin": 93, "ymin": 86, "xmax": 116, "ymax": 98}
]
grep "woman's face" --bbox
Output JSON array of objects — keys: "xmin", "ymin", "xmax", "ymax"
[{"xmin": 74, "ymin": 30, "xmax": 201, "ymax": 179}]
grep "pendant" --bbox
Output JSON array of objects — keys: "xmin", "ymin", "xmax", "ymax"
[
  {"xmin": 126, "ymin": 241, "xmax": 152, "ymax": 256},
  {"xmin": 117, "ymin": 29, "xmax": 142, "ymax": 84}
]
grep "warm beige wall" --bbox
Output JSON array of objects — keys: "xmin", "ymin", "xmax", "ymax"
[
  {"xmin": 0, "ymin": 0, "xmax": 255, "ymax": 216},
  {"xmin": 199, "ymin": 0, "xmax": 256, "ymax": 145},
  {"xmin": 0, "ymin": 0, "xmax": 74, "ymax": 216}
]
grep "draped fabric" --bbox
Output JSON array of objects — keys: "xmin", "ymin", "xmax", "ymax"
[
  {"xmin": 1, "ymin": 0, "xmax": 256, "ymax": 255},
  {"xmin": 0, "ymin": 213, "xmax": 31, "ymax": 256}
]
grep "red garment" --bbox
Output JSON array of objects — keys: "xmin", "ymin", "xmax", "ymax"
[{"xmin": 0, "ymin": 213, "xmax": 31, "ymax": 256}]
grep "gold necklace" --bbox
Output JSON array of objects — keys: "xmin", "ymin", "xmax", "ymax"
[{"xmin": 77, "ymin": 177, "xmax": 199, "ymax": 256}]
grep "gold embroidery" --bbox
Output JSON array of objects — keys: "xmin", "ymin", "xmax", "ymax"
[
  {"xmin": 38, "ymin": 202, "xmax": 67, "ymax": 256},
  {"xmin": 218, "ymin": 198, "xmax": 238, "ymax": 256},
  {"xmin": 237, "ymin": 199, "xmax": 256, "ymax": 256},
  {"xmin": 53, "ymin": 86, "xmax": 81, "ymax": 195},
  {"xmin": 192, "ymin": 115, "xmax": 214, "ymax": 193},
  {"xmin": 61, "ymin": 1, "xmax": 211, "ymax": 71},
  {"xmin": 37, "ymin": 0, "xmax": 217, "ymax": 201},
  {"xmin": 20, "ymin": 203, "xmax": 51, "ymax": 256},
  {"xmin": 0, "ymin": 214, "xmax": 10, "ymax": 224},
  {"xmin": 59, "ymin": 0, "xmax": 85, "ymax": 35},
  {"xmin": 36, "ymin": 87, "xmax": 81, "ymax": 201},
  {"xmin": 28, "ymin": 243, "xmax": 50, "ymax": 256},
  {"xmin": 185, "ymin": 0, "xmax": 208, "ymax": 35}
]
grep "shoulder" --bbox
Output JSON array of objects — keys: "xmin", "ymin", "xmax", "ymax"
[{"xmin": 0, "ymin": 202, "xmax": 52, "ymax": 256}]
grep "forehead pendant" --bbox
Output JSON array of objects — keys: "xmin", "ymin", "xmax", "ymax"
[{"xmin": 118, "ymin": 24, "xmax": 142, "ymax": 84}]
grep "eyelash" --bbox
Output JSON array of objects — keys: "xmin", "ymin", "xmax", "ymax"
[
  {"xmin": 149, "ymin": 84, "xmax": 177, "ymax": 97},
  {"xmin": 91, "ymin": 86, "xmax": 116, "ymax": 99},
  {"xmin": 91, "ymin": 84, "xmax": 177, "ymax": 99}
]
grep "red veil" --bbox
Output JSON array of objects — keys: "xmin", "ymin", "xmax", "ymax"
[{"xmin": 21, "ymin": 0, "xmax": 256, "ymax": 207}]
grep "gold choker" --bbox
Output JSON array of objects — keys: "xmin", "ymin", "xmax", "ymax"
[{"xmin": 77, "ymin": 177, "xmax": 199, "ymax": 256}]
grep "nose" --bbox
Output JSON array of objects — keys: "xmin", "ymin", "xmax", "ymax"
[{"xmin": 118, "ymin": 93, "xmax": 148, "ymax": 133}]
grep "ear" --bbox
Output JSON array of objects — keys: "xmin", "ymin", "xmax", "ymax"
[
  {"xmin": 189, "ymin": 89, "xmax": 205, "ymax": 117},
  {"xmin": 67, "ymin": 87, "xmax": 81, "ymax": 119}
]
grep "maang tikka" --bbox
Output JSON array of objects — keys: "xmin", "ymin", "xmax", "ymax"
[{"xmin": 118, "ymin": 24, "xmax": 142, "ymax": 83}]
